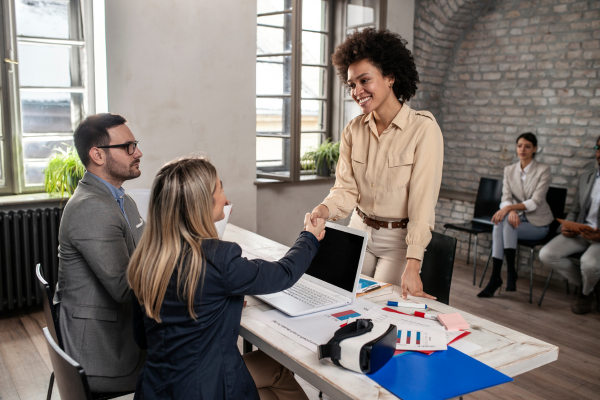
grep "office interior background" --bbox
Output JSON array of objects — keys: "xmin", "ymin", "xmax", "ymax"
[{"xmin": 0, "ymin": 0, "xmax": 599, "ymax": 399}]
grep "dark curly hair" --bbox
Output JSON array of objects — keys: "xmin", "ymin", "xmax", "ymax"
[{"xmin": 331, "ymin": 28, "xmax": 419, "ymax": 103}]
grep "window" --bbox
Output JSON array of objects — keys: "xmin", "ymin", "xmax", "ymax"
[
  {"xmin": 255, "ymin": 0, "xmax": 384, "ymax": 181},
  {"xmin": 0, "ymin": 0, "xmax": 100, "ymax": 195},
  {"xmin": 256, "ymin": 0, "xmax": 332, "ymax": 181},
  {"xmin": 340, "ymin": 0, "xmax": 383, "ymax": 129}
]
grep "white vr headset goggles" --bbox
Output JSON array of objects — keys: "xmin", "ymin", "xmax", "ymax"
[{"xmin": 318, "ymin": 319, "xmax": 396, "ymax": 374}]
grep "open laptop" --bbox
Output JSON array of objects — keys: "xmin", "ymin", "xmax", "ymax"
[{"xmin": 256, "ymin": 222, "xmax": 368, "ymax": 317}]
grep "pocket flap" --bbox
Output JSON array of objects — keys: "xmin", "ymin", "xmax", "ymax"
[
  {"xmin": 388, "ymin": 152, "xmax": 414, "ymax": 167},
  {"xmin": 73, "ymin": 305, "xmax": 118, "ymax": 322},
  {"xmin": 352, "ymin": 147, "xmax": 366, "ymax": 164}
]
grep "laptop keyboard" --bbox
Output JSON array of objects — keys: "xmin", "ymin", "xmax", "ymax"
[{"xmin": 283, "ymin": 282, "xmax": 341, "ymax": 308}]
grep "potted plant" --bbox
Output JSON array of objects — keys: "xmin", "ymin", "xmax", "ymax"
[
  {"xmin": 44, "ymin": 145, "xmax": 86, "ymax": 197},
  {"xmin": 301, "ymin": 139, "xmax": 340, "ymax": 177}
]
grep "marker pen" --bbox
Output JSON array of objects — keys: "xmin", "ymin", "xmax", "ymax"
[
  {"xmin": 387, "ymin": 301, "xmax": 427, "ymax": 309},
  {"xmin": 414, "ymin": 311, "xmax": 438, "ymax": 320}
]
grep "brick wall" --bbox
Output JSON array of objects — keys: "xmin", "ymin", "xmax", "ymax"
[{"xmin": 438, "ymin": 0, "xmax": 600, "ymax": 199}]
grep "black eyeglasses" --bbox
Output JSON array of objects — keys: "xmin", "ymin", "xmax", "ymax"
[{"xmin": 97, "ymin": 141, "xmax": 139, "ymax": 155}]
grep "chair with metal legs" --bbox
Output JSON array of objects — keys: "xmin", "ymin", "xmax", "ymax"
[
  {"xmin": 480, "ymin": 187, "xmax": 567, "ymax": 303},
  {"xmin": 538, "ymin": 253, "xmax": 582, "ymax": 306},
  {"xmin": 443, "ymin": 177, "xmax": 502, "ymax": 285}
]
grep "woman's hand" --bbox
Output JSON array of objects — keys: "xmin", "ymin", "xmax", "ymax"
[
  {"xmin": 581, "ymin": 227, "xmax": 600, "ymax": 242},
  {"xmin": 304, "ymin": 213, "xmax": 326, "ymax": 241},
  {"xmin": 561, "ymin": 227, "xmax": 579, "ymax": 238},
  {"xmin": 491, "ymin": 207, "xmax": 509, "ymax": 224},
  {"xmin": 507, "ymin": 210, "xmax": 520, "ymax": 228},
  {"xmin": 400, "ymin": 259, "xmax": 436, "ymax": 300},
  {"xmin": 310, "ymin": 204, "xmax": 330, "ymax": 227}
]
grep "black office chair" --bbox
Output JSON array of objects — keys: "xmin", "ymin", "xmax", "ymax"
[
  {"xmin": 480, "ymin": 186, "xmax": 568, "ymax": 304},
  {"xmin": 43, "ymin": 327, "xmax": 135, "ymax": 400},
  {"xmin": 36, "ymin": 263, "xmax": 63, "ymax": 400},
  {"xmin": 443, "ymin": 177, "xmax": 503, "ymax": 285},
  {"xmin": 421, "ymin": 231, "xmax": 458, "ymax": 305}
]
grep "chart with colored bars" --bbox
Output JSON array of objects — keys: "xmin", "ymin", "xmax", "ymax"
[
  {"xmin": 331, "ymin": 310, "xmax": 361, "ymax": 321},
  {"xmin": 398, "ymin": 329, "xmax": 427, "ymax": 345}
]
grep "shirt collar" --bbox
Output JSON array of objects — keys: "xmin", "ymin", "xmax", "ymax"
[
  {"xmin": 362, "ymin": 103, "xmax": 410, "ymax": 131},
  {"xmin": 87, "ymin": 172, "xmax": 125, "ymax": 201},
  {"xmin": 521, "ymin": 161, "xmax": 533, "ymax": 174}
]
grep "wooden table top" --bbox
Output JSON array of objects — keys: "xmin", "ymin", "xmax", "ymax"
[{"xmin": 223, "ymin": 224, "xmax": 559, "ymax": 400}]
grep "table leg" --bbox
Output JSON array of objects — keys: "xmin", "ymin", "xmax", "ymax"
[{"xmin": 243, "ymin": 338, "xmax": 253, "ymax": 354}]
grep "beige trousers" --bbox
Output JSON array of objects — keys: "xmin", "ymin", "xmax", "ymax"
[
  {"xmin": 348, "ymin": 210, "xmax": 408, "ymax": 286},
  {"xmin": 243, "ymin": 350, "xmax": 308, "ymax": 400}
]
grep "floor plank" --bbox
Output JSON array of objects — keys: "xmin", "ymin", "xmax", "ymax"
[{"xmin": 0, "ymin": 316, "xmax": 51, "ymax": 400}]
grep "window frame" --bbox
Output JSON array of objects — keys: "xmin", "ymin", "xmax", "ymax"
[
  {"xmin": 255, "ymin": 0, "xmax": 385, "ymax": 182},
  {"xmin": 256, "ymin": 0, "xmax": 335, "ymax": 182},
  {"xmin": 0, "ymin": 0, "xmax": 100, "ymax": 195}
]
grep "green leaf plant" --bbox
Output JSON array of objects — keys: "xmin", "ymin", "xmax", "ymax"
[
  {"xmin": 43, "ymin": 145, "xmax": 86, "ymax": 197},
  {"xmin": 300, "ymin": 139, "xmax": 340, "ymax": 175}
]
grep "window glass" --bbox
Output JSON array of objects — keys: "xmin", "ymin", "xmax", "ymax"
[
  {"xmin": 258, "ymin": 0, "xmax": 291, "ymax": 14},
  {"xmin": 301, "ymin": 100, "xmax": 325, "ymax": 131},
  {"xmin": 22, "ymin": 136, "xmax": 73, "ymax": 159},
  {"xmin": 302, "ymin": 31, "xmax": 327, "ymax": 64},
  {"xmin": 257, "ymin": 57, "xmax": 292, "ymax": 95},
  {"xmin": 257, "ymin": 22, "xmax": 291, "ymax": 55},
  {"xmin": 21, "ymin": 92, "xmax": 83, "ymax": 133},
  {"xmin": 346, "ymin": 0, "xmax": 376, "ymax": 27},
  {"xmin": 15, "ymin": 0, "xmax": 70, "ymax": 39},
  {"xmin": 18, "ymin": 43, "xmax": 72, "ymax": 87},
  {"xmin": 301, "ymin": 66, "xmax": 327, "ymax": 98},
  {"xmin": 302, "ymin": 0, "xmax": 328, "ymax": 32},
  {"xmin": 257, "ymin": 137, "xmax": 289, "ymax": 169},
  {"xmin": 257, "ymin": 98, "xmax": 290, "ymax": 133}
]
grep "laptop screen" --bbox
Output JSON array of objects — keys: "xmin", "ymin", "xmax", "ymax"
[{"xmin": 304, "ymin": 226, "xmax": 365, "ymax": 293}]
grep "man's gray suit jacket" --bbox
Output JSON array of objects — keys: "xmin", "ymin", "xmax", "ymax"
[
  {"xmin": 55, "ymin": 172, "xmax": 145, "ymax": 379},
  {"xmin": 567, "ymin": 169, "xmax": 600, "ymax": 228}
]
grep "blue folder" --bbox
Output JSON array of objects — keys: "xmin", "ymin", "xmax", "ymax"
[{"xmin": 368, "ymin": 347, "xmax": 513, "ymax": 400}]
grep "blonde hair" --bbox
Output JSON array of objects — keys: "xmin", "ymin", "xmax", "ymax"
[{"xmin": 128, "ymin": 156, "xmax": 219, "ymax": 322}]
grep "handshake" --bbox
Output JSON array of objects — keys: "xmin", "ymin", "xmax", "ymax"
[{"xmin": 303, "ymin": 213, "xmax": 326, "ymax": 241}]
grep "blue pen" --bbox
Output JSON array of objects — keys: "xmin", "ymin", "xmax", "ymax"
[{"xmin": 387, "ymin": 301, "xmax": 427, "ymax": 309}]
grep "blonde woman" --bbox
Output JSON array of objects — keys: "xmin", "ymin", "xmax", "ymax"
[{"xmin": 127, "ymin": 157, "xmax": 325, "ymax": 400}]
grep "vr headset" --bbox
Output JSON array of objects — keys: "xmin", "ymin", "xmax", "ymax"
[{"xmin": 317, "ymin": 319, "xmax": 396, "ymax": 374}]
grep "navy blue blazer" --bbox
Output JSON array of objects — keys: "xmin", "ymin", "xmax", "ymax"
[{"xmin": 132, "ymin": 231, "xmax": 320, "ymax": 400}]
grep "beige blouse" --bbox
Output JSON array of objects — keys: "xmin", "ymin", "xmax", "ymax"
[{"xmin": 321, "ymin": 104, "xmax": 444, "ymax": 261}]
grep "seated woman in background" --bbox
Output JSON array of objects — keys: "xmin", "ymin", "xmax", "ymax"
[
  {"xmin": 127, "ymin": 156, "xmax": 326, "ymax": 400},
  {"xmin": 478, "ymin": 133, "xmax": 554, "ymax": 297}
]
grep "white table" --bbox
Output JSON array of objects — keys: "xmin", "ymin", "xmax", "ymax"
[{"xmin": 223, "ymin": 224, "xmax": 559, "ymax": 400}]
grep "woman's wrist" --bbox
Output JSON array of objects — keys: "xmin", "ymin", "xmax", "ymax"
[{"xmin": 405, "ymin": 258, "xmax": 420, "ymax": 272}]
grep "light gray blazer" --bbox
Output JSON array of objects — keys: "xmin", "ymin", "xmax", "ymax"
[
  {"xmin": 566, "ymin": 169, "xmax": 600, "ymax": 227},
  {"xmin": 501, "ymin": 159, "xmax": 554, "ymax": 227},
  {"xmin": 55, "ymin": 173, "xmax": 145, "ymax": 378}
]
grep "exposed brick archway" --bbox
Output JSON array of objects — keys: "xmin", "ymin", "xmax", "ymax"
[{"xmin": 411, "ymin": 0, "xmax": 493, "ymax": 119}]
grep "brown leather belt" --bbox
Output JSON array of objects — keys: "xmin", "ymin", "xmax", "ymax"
[{"xmin": 356, "ymin": 208, "xmax": 409, "ymax": 230}]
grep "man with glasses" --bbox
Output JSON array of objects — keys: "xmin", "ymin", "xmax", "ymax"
[
  {"xmin": 540, "ymin": 136, "xmax": 600, "ymax": 315},
  {"xmin": 54, "ymin": 113, "xmax": 145, "ymax": 392}
]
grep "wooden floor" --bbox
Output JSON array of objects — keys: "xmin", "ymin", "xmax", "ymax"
[{"xmin": 1, "ymin": 259, "xmax": 599, "ymax": 400}]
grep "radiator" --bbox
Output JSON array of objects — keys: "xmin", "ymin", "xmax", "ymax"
[{"xmin": 0, "ymin": 208, "xmax": 62, "ymax": 312}]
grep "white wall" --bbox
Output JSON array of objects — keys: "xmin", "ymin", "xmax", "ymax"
[
  {"xmin": 104, "ymin": 0, "xmax": 257, "ymax": 231},
  {"xmin": 387, "ymin": 0, "xmax": 415, "ymax": 51},
  {"xmin": 257, "ymin": 181, "xmax": 350, "ymax": 247}
]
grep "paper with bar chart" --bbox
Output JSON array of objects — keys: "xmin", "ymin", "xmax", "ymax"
[
  {"xmin": 252, "ymin": 297, "xmax": 379, "ymax": 353},
  {"xmin": 396, "ymin": 326, "xmax": 447, "ymax": 351}
]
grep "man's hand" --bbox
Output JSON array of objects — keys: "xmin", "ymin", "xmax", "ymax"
[
  {"xmin": 561, "ymin": 227, "xmax": 579, "ymax": 238},
  {"xmin": 507, "ymin": 210, "xmax": 520, "ymax": 228},
  {"xmin": 580, "ymin": 227, "xmax": 600, "ymax": 242},
  {"xmin": 310, "ymin": 204, "xmax": 330, "ymax": 227},
  {"xmin": 400, "ymin": 259, "xmax": 436, "ymax": 300},
  {"xmin": 491, "ymin": 207, "xmax": 509, "ymax": 225},
  {"xmin": 304, "ymin": 213, "xmax": 326, "ymax": 241}
]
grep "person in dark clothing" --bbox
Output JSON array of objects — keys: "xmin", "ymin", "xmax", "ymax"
[{"xmin": 127, "ymin": 156, "xmax": 326, "ymax": 400}]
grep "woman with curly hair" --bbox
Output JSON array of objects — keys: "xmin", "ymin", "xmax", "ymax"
[{"xmin": 310, "ymin": 28, "xmax": 443, "ymax": 299}]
